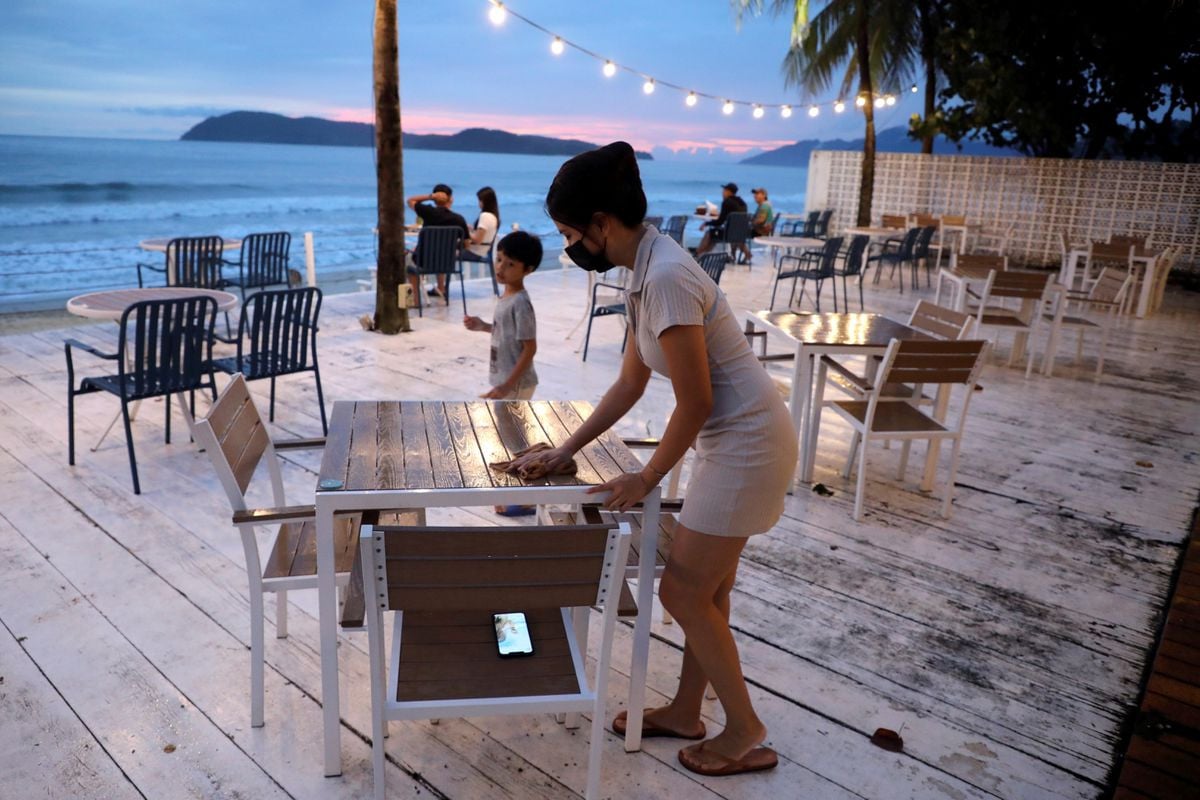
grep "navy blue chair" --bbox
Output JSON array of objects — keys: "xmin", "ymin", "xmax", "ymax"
[
  {"xmin": 772, "ymin": 237, "xmax": 844, "ymax": 311},
  {"xmin": 66, "ymin": 295, "xmax": 218, "ymax": 494},
  {"xmin": 212, "ymin": 286, "xmax": 327, "ymax": 435},
  {"xmin": 661, "ymin": 215, "xmax": 688, "ymax": 245},
  {"xmin": 644, "ymin": 215, "xmax": 664, "ymax": 229},
  {"xmin": 833, "ymin": 235, "xmax": 872, "ymax": 311},
  {"xmin": 581, "ymin": 272, "xmax": 628, "ymax": 362},
  {"xmin": 813, "ymin": 209, "xmax": 835, "ymax": 239},
  {"xmin": 868, "ymin": 227, "xmax": 922, "ymax": 293},
  {"xmin": 137, "ymin": 236, "xmax": 225, "ymax": 289},
  {"xmin": 697, "ymin": 252, "xmax": 729, "ymax": 285},
  {"xmin": 410, "ymin": 226, "xmax": 466, "ymax": 315},
  {"xmin": 221, "ymin": 232, "xmax": 292, "ymax": 301}
]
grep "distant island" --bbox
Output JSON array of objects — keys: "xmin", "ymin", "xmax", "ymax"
[
  {"xmin": 740, "ymin": 125, "xmax": 1020, "ymax": 166},
  {"xmin": 181, "ymin": 111, "xmax": 653, "ymax": 159}
]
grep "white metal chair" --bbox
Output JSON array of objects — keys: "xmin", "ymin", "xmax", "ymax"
[
  {"xmin": 193, "ymin": 374, "xmax": 418, "ymax": 728},
  {"xmin": 1083, "ymin": 241, "xmax": 1134, "ymax": 301},
  {"xmin": 360, "ymin": 516, "xmax": 631, "ymax": 800},
  {"xmin": 934, "ymin": 252, "xmax": 1007, "ymax": 309},
  {"xmin": 973, "ymin": 223, "xmax": 1016, "ymax": 257},
  {"xmin": 813, "ymin": 338, "xmax": 990, "ymax": 520},
  {"xmin": 1040, "ymin": 267, "xmax": 1132, "ymax": 377},
  {"xmin": 960, "ymin": 268, "xmax": 1055, "ymax": 377}
]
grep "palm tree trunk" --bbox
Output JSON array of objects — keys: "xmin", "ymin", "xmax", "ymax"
[
  {"xmin": 372, "ymin": 0, "xmax": 409, "ymax": 334},
  {"xmin": 918, "ymin": 0, "xmax": 936, "ymax": 154},
  {"xmin": 855, "ymin": 6, "xmax": 875, "ymax": 227}
]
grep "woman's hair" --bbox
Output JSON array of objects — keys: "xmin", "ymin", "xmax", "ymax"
[
  {"xmin": 476, "ymin": 185, "xmax": 500, "ymax": 228},
  {"xmin": 545, "ymin": 141, "xmax": 646, "ymax": 230}
]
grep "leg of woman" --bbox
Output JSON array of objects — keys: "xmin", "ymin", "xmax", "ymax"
[
  {"xmin": 661, "ymin": 524, "xmax": 769, "ymax": 765},
  {"xmin": 612, "ymin": 531, "xmax": 738, "ymax": 739}
]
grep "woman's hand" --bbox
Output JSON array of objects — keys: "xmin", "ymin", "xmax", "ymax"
[
  {"xmin": 501, "ymin": 445, "xmax": 576, "ymax": 479},
  {"xmin": 587, "ymin": 471, "xmax": 652, "ymax": 511},
  {"xmin": 480, "ymin": 384, "xmax": 511, "ymax": 399},
  {"xmin": 463, "ymin": 315, "xmax": 487, "ymax": 331}
]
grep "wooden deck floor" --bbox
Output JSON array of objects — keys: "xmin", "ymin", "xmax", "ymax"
[{"xmin": 1, "ymin": 256, "xmax": 1198, "ymax": 799}]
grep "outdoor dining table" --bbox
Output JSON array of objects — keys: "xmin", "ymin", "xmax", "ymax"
[
  {"xmin": 754, "ymin": 235, "xmax": 825, "ymax": 272},
  {"xmin": 66, "ymin": 287, "xmax": 239, "ymax": 449},
  {"xmin": 1060, "ymin": 244, "xmax": 1164, "ymax": 318},
  {"xmin": 138, "ymin": 237, "xmax": 243, "ymax": 288},
  {"xmin": 313, "ymin": 398, "xmax": 663, "ymax": 776},
  {"xmin": 744, "ymin": 310, "xmax": 930, "ymax": 485}
]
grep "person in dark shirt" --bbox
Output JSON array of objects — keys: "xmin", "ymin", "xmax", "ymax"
[
  {"xmin": 696, "ymin": 182, "xmax": 748, "ymax": 255},
  {"xmin": 407, "ymin": 183, "xmax": 470, "ymax": 299}
]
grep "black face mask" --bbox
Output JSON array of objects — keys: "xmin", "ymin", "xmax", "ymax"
[{"xmin": 564, "ymin": 234, "xmax": 614, "ymax": 272}]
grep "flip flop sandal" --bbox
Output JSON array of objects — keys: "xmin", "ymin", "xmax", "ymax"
[
  {"xmin": 496, "ymin": 505, "xmax": 537, "ymax": 517},
  {"xmin": 677, "ymin": 741, "xmax": 779, "ymax": 776},
  {"xmin": 611, "ymin": 712, "xmax": 706, "ymax": 740}
]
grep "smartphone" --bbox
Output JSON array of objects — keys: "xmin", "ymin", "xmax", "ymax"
[{"xmin": 493, "ymin": 612, "xmax": 534, "ymax": 658}]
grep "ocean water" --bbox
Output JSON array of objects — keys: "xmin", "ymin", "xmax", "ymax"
[{"xmin": 0, "ymin": 135, "xmax": 806, "ymax": 312}]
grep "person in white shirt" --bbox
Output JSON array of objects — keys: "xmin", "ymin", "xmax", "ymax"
[{"xmin": 464, "ymin": 186, "xmax": 500, "ymax": 259}]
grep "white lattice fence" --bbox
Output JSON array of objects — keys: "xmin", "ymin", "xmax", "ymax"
[{"xmin": 806, "ymin": 150, "xmax": 1200, "ymax": 272}]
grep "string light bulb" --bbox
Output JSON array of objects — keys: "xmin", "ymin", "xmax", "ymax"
[
  {"xmin": 643, "ymin": 79, "xmax": 655, "ymax": 95},
  {"xmin": 808, "ymin": 105, "xmax": 819, "ymax": 118},
  {"xmin": 855, "ymin": 95, "xmax": 867, "ymax": 108},
  {"xmin": 834, "ymin": 100, "xmax": 846, "ymax": 113},
  {"xmin": 685, "ymin": 92, "xmax": 698, "ymax": 107},
  {"xmin": 911, "ymin": 84, "xmax": 919, "ymax": 93},
  {"xmin": 752, "ymin": 105, "xmax": 764, "ymax": 119},
  {"xmin": 488, "ymin": 1, "xmax": 507, "ymax": 26},
  {"xmin": 550, "ymin": 37, "xmax": 564, "ymax": 55},
  {"xmin": 602, "ymin": 60, "xmax": 616, "ymax": 78},
  {"xmin": 722, "ymin": 100, "xmax": 735, "ymax": 115},
  {"xmin": 780, "ymin": 105, "xmax": 792, "ymax": 119},
  {"xmin": 874, "ymin": 96, "xmax": 886, "ymax": 108}
]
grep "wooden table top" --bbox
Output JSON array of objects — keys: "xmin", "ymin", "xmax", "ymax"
[
  {"xmin": 66, "ymin": 287, "xmax": 240, "ymax": 319},
  {"xmin": 317, "ymin": 400, "xmax": 644, "ymax": 493},
  {"xmin": 749, "ymin": 310, "xmax": 928, "ymax": 348}
]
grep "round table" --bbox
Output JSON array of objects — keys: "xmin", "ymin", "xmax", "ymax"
[{"xmin": 67, "ymin": 287, "xmax": 239, "ymax": 320}]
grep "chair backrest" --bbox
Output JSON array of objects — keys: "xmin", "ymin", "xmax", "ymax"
[
  {"xmin": 1057, "ymin": 231, "xmax": 1071, "ymax": 257},
  {"xmin": 697, "ymin": 252, "xmax": 728, "ymax": 285},
  {"xmin": 876, "ymin": 338, "xmax": 989, "ymax": 388},
  {"xmin": 117, "ymin": 295, "xmax": 217, "ymax": 399},
  {"xmin": 1109, "ymin": 234, "xmax": 1146, "ymax": 249},
  {"xmin": 662, "ymin": 215, "xmax": 688, "ymax": 244},
  {"xmin": 815, "ymin": 209, "xmax": 834, "ymax": 236},
  {"xmin": 802, "ymin": 210, "xmax": 820, "ymax": 237},
  {"xmin": 816, "ymin": 236, "xmax": 844, "ymax": 274},
  {"xmin": 234, "ymin": 287, "xmax": 322, "ymax": 377},
  {"xmin": 897, "ymin": 227, "xmax": 922, "ymax": 257},
  {"xmin": 908, "ymin": 300, "xmax": 976, "ymax": 340},
  {"xmin": 952, "ymin": 252, "xmax": 1007, "ymax": 277},
  {"xmin": 414, "ymin": 226, "xmax": 461, "ymax": 274},
  {"xmin": 986, "ymin": 269, "xmax": 1053, "ymax": 300},
  {"xmin": 941, "ymin": 214, "xmax": 966, "ymax": 226},
  {"xmin": 194, "ymin": 373, "xmax": 282, "ymax": 509},
  {"xmin": 1088, "ymin": 268, "xmax": 1133, "ymax": 305},
  {"xmin": 914, "ymin": 225, "xmax": 938, "ymax": 257},
  {"xmin": 912, "ymin": 213, "xmax": 939, "ymax": 228},
  {"xmin": 168, "ymin": 236, "xmax": 224, "ymax": 288},
  {"xmin": 1089, "ymin": 241, "xmax": 1134, "ymax": 265},
  {"xmin": 882, "ymin": 213, "xmax": 908, "ymax": 229},
  {"xmin": 839, "ymin": 235, "xmax": 871, "ymax": 276},
  {"xmin": 239, "ymin": 232, "xmax": 291, "ymax": 288},
  {"xmin": 644, "ymin": 215, "xmax": 663, "ymax": 229},
  {"xmin": 367, "ymin": 521, "xmax": 623, "ymax": 612},
  {"xmin": 723, "ymin": 212, "xmax": 752, "ymax": 245}
]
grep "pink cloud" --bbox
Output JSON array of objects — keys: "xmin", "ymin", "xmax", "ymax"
[{"xmin": 325, "ymin": 105, "xmax": 793, "ymax": 153}]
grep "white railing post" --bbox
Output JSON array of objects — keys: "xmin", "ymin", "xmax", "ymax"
[{"xmin": 304, "ymin": 232, "xmax": 316, "ymax": 287}]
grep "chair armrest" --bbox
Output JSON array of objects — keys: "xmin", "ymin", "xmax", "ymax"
[
  {"xmin": 211, "ymin": 330, "xmax": 241, "ymax": 345},
  {"xmin": 273, "ymin": 437, "xmax": 327, "ymax": 451},
  {"xmin": 595, "ymin": 281, "xmax": 626, "ymax": 291},
  {"xmin": 64, "ymin": 338, "xmax": 119, "ymax": 360},
  {"xmin": 233, "ymin": 504, "xmax": 316, "ymax": 525},
  {"xmin": 820, "ymin": 356, "xmax": 872, "ymax": 391},
  {"xmin": 136, "ymin": 261, "xmax": 166, "ymax": 272},
  {"xmin": 758, "ymin": 353, "xmax": 796, "ymax": 363}
]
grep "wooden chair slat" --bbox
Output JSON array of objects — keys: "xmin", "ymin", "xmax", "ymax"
[
  {"xmin": 376, "ymin": 526, "xmax": 611, "ymax": 557},
  {"xmin": 205, "ymin": 378, "xmax": 253, "ymax": 442},
  {"xmin": 891, "ymin": 352, "xmax": 984, "ymax": 370},
  {"xmin": 230, "ymin": 422, "xmax": 271, "ymax": 495},
  {"xmin": 388, "ymin": 584, "xmax": 602, "ymax": 611},
  {"xmin": 887, "ymin": 367, "xmax": 978, "ymax": 384},
  {"xmin": 387, "ymin": 555, "xmax": 605, "ymax": 586}
]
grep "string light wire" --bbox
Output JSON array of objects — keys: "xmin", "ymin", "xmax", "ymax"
[{"xmin": 484, "ymin": 1, "xmax": 905, "ymax": 119}]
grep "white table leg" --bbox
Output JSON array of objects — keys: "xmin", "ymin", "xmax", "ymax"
[
  {"xmin": 624, "ymin": 486, "xmax": 660, "ymax": 753},
  {"xmin": 1135, "ymin": 258, "xmax": 1156, "ymax": 318},
  {"xmin": 316, "ymin": 497, "xmax": 342, "ymax": 776},
  {"xmin": 792, "ymin": 343, "xmax": 815, "ymax": 484}
]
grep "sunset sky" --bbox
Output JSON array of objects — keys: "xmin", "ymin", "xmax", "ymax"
[{"xmin": 0, "ymin": 0, "xmax": 926, "ymax": 158}]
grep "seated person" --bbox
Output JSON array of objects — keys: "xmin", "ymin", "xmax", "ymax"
[
  {"xmin": 406, "ymin": 183, "xmax": 470, "ymax": 299},
  {"xmin": 738, "ymin": 187, "xmax": 775, "ymax": 264},
  {"xmin": 462, "ymin": 186, "xmax": 500, "ymax": 263},
  {"xmin": 696, "ymin": 182, "xmax": 747, "ymax": 256}
]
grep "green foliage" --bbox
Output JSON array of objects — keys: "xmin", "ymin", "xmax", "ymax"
[{"xmin": 934, "ymin": 0, "xmax": 1200, "ymax": 160}]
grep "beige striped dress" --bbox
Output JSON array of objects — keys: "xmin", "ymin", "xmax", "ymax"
[{"xmin": 625, "ymin": 227, "xmax": 798, "ymax": 537}]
